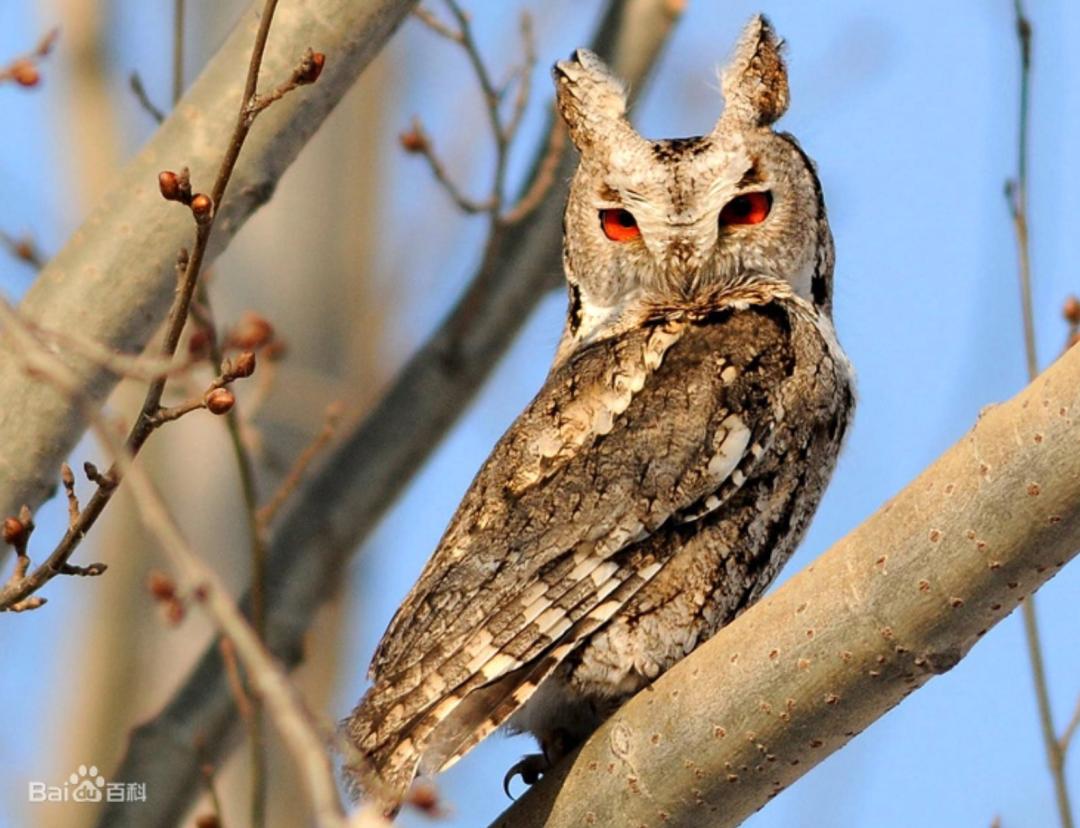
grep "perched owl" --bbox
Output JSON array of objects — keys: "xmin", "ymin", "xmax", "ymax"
[{"xmin": 344, "ymin": 15, "xmax": 854, "ymax": 811}]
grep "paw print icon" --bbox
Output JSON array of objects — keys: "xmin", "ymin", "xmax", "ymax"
[{"xmin": 70, "ymin": 765, "xmax": 105, "ymax": 803}]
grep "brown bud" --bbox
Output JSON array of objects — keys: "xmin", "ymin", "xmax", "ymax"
[
  {"xmin": 147, "ymin": 570, "xmax": 176, "ymax": 601},
  {"xmin": 230, "ymin": 312, "xmax": 274, "ymax": 350},
  {"xmin": 296, "ymin": 51, "xmax": 326, "ymax": 85},
  {"xmin": 13, "ymin": 238, "xmax": 35, "ymax": 262},
  {"xmin": 407, "ymin": 782, "xmax": 441, "ymax": 816},
  {"xmin": 191, "ymin": 193, "xmax": 213, "ymax": 223},
  {"xmin": 1064, "ymin": 295, "xmax": 1080, "ymax": 326},
  {"xmin": 2, "ymin": 516, "xmax": 26, "ymax": 546},
  {"xmin": 158, "ymin": 170, "xmax": 180, "ymax": 201},
  {"xmin": 205, "ymin": 388, "xmax": 236, "ymax": 415},
  {"xmin": 195, "ymin": 815, "xmax": 221, "ymax": 828},
  {"xmin": 233, "ymin": 351, "xmax": 257, "ymax": 378},
  {"xmin": 399, "ymin": 126, "xmax": 428, "ymax": 154},
  {"xmin": 11, "ymin": 60, "xmax": 40, "ymax": 87}
]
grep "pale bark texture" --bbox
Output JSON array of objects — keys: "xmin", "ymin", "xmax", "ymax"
[
  {"xmin": 492, "ymin": 343, "xmax": 1080, "ymax": 828},
  {"xmin": 0, "ymin": 0, "xmax": 417, "ymax": 522}
]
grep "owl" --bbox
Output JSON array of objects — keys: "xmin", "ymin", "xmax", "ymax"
[{"xmin": 343, "ymin": 15, "xmax": 854, "ymax": 811}]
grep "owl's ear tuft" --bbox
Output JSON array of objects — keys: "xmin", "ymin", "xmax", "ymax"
[
  {"xmin": 718, "ymin": 15, "xmax": 789, "ymax": 129},
  {"xmin": 553, "ymin": 49, "xmax": 633, "ymax": 153}
]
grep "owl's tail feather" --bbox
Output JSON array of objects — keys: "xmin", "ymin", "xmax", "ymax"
[{"xmin": 340, "ymin": 656, "xmax": 557, "ymax": 812}]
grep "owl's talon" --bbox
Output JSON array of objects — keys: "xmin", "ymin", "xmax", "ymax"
[{"xmin": 503, "ymin": 754, "xmax": 550, "ymax": 799}]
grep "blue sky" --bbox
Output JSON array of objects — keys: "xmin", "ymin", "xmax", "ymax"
[{"xmin": 2, "ymin": 1, "xmax": 1079, "ymax": 827}]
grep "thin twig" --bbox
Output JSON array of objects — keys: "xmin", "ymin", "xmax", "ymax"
[
  {"xmin": 409, "ymin": 1, "xmax": 542, "ymax": 222},
  {"xmin": 441, "ymin": 0, "xmax": 504, "ymax": 210},
  {"xmin": 0, "ymin": 28, "xmax": 59, "ymax": 87},
  {"xmin": 129, "ymin": 72, "xmax": 166, "ymax": 124},
  {"xmin": 1005, "ymin": 4, "xmax": 1075, "ymax": 828},
  {"xmin": 221, "ymin": 636, "xmax": 257, "ymax": 722},
  {"xmin": 502, "ymin": 12, "xmax": 536, "ymax": 148},
  {"xmin": 257, "ymin": 402, "xmax": 344, "ymax": 528},
  {"xmin": 400, "ymin": 119, "xmax": 495, "ymax": 213},
  {"xmin": 412, "ymin": 6, "xmax": 461, "ymax": 42},
  {"xmin": 501, "ymin": 121, "xmax": 566, "ymax": 224},
  {"xmin": 61, "ymin": 464, "xmax": 79, "ymax": 530},
  {"xmin": 173, "ymin": 0, "xmax": 186, "ymax": 105},
  {"xmin": 1061, "ymin": 695, "xmax": 1080, "ymax": 755},
  {"xmin": 196, "ymin": 751, "xmax": 226, "ymax": 828}
]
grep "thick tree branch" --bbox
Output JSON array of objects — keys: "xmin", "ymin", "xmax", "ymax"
[
  {"xmin": 493, "ymin": 339, "xmax": 1080, "ymax": 828},
  {"xmin": 0, "ymin": 0, "xmax": 418, "ymax": 523},
  {"xmin": 98, "ymin": 1, "xmax": 681, "ymax": 825}
]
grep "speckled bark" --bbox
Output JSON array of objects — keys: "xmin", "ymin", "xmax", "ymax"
[
  {"xmin": 493, "ymin": 343, "xmax": 1080, "ymax": 828},
  {"xmin": 0, "ymin": 0, "xmax": 417, "ymax": 521}
]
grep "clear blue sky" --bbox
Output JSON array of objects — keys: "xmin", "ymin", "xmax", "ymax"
[{"xmin": 2, "ymin": 2, "xmax": 1079, "ymax": 827}]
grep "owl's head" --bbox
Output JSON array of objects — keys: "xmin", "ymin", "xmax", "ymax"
[{"xmin": 554, "ymin": 16, "xmax": 832, "ymax": 352}]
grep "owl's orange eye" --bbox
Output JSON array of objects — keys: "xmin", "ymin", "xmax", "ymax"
[
  {"xmin": 600, "ymin": 208, "xmax": 641, "ymax": 242},
  {"xmin": 719, "ymin": 191, "xmax": 772, "ymax": 226}
]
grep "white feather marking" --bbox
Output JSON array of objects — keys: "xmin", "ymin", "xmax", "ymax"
[{"xmin": 706, "ymin": 414, "xmax": 751, "ymax": 480}]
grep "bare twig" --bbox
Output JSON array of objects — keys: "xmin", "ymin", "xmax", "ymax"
[
  {"xmin": 61, "ymin": 464, "xmax": 79, "ymax": 530},
  {"xmin": 0, "ymin": 28, "xmax": 59, "ymax": 87},
  {"xmin": 1061, "ymin": 695, "xmax": 1080, "ymax": 756},
  {"xmin": 128, "ymin": 72, "xmax": 166, "ymax": 124},
  {"xmin": 173, "ymin": 0, "xmax": 186, "ymax": 105},
  {"xmin": 10, "ymin": 314, "xmax": 198, "ymax": 383},
  {"xmin": 412, "ymin": 6, "xmax": 461, "ymax": 41},
  {"xmin": 399, "ymin": 119, "xmax": 495, "ymax": 213},
  {"xmin": 1, "ymin": 507, "xmax": 43, "ymax": 611},
  {"xmin": 408, "ymin": 2, "xmax": 544, "ymax": 221},
  {"xmin": 1004, "ymin": 5, "xmax": 1075, "ymax": 827},
  {"xmin": 246, "ymin": 48, "xmax": 326, "ymax": 123},
  {"xmin": 221, "ymin": 636, "xmax": 257, "ymax": 722},
  {"xmin": 257, "ymin": 401, "xmax": 344, "ymax": 528},
  {"xmin": 502, "ymin": 12, "xmax": 536, "ymax": 148},
  {"xmin": 502, "ymin": 121, "xmax": 566, "ymax": 224}
]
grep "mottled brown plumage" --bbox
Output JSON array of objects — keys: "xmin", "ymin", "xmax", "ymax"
[{"xmin": 343, "ymin": 15, "xmax": 854, "ymax": 810}]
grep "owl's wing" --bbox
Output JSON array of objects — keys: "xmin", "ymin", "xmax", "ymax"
[{"xmin": 344, "ymin": 303, "xmax": 797, "ymax": 800}]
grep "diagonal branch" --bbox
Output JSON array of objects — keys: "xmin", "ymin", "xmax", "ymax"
[
  {"xmin": 493, "ymin": 319, "xmax": 1080, "ymax": 828},
  {"xmin": 97, "ymin": 1, "xmax": 682, "ymax": 825}
]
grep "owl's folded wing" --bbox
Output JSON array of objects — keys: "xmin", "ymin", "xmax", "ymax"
[{"xmin": 345, "ymin": 303, "xmax": 798, "ymax": 795}]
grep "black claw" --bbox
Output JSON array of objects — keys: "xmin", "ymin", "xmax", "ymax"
[{"xmin": 503, "ymin": 754, "xmax": 549, "ymax": 799}]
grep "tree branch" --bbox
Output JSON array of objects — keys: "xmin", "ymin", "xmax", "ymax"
[
  {"xmin": 0, "ymin": 0, "xmax": 419, "ymax": 524},
  {"xmin": 97, "ymin": 1, "xmax": 681, "ymax": 825},
  {"xmin": 493, "ymin": 336, "xmax": 1080, "ymax": 828}
]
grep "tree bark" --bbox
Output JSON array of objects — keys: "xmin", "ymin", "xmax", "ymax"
[
  {"xmin": 492, "ymin": 344, "xmax": 1080, "ymax": 828},
  {"xmin": 0, "ymin": 0, "xmax": 417, "ymax": 521}
]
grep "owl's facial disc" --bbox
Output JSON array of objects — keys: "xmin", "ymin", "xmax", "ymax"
[{"xmin": 553, "ymin": 15, "xmax": 834, "ymax": 364}]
